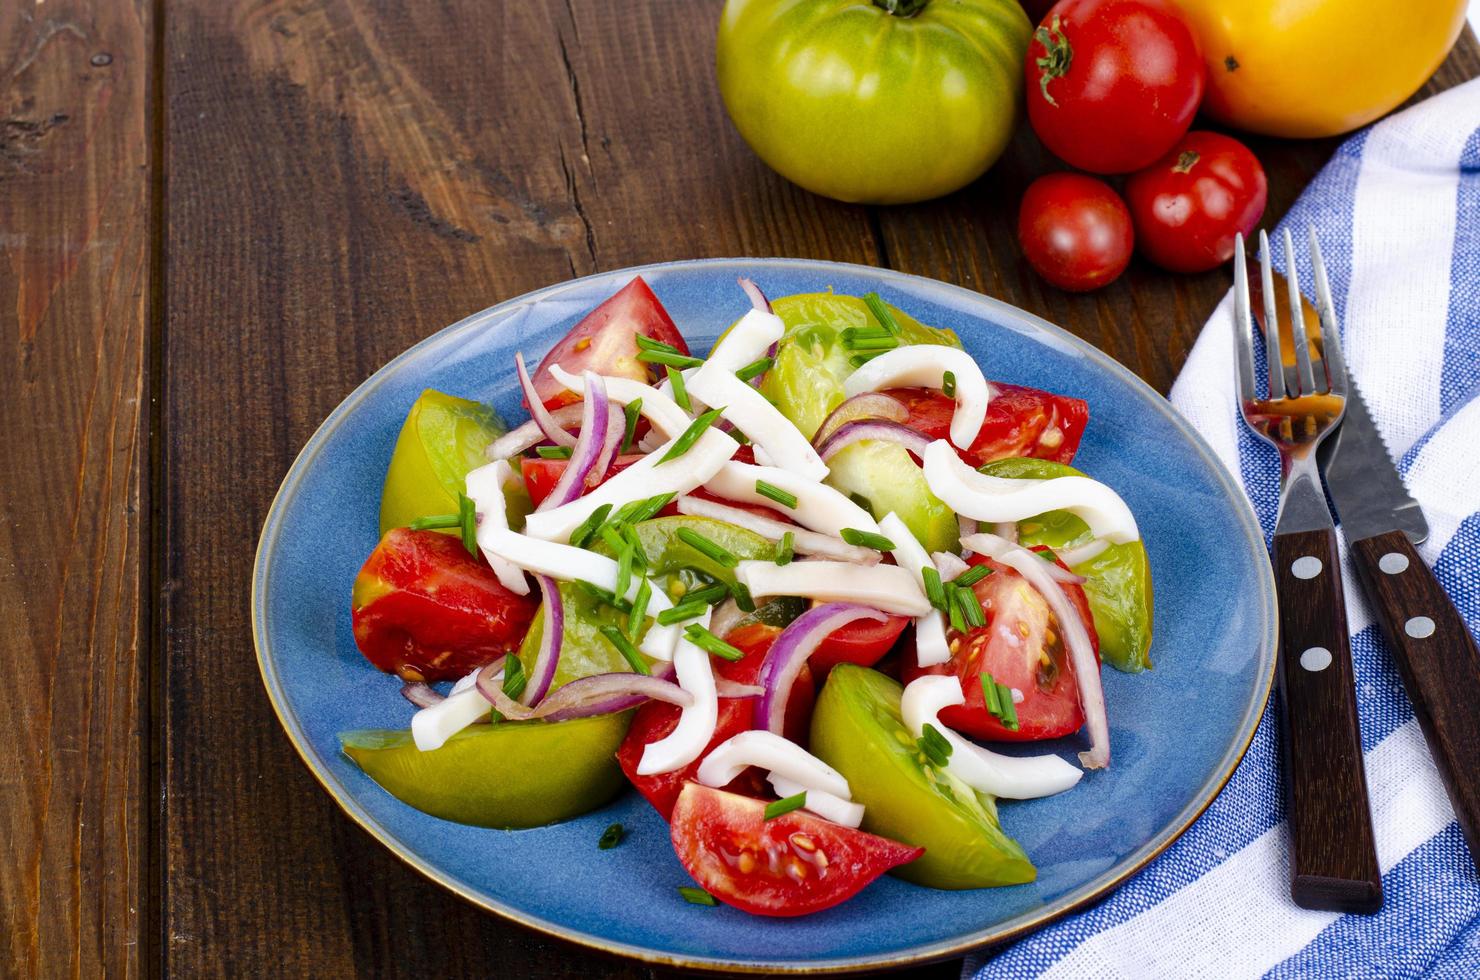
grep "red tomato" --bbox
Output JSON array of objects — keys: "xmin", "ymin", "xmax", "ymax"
[
  {"xmin": 888, "ymin": 384, "xmax": 1088, "ymax": 467},
  {"xmin": 520, "ymin": 454, "xmax": 644, "ymax": 508},
  {"xmin": 809, "ymin": 613, "xmax": 910, "ymax": 675},
  {"xmin": 531, "ymin": 276, "xmax": 688, "ymax": 409},
  {"xmin": 1025, "ymin": 0, "xmax": 1204, "ymax": 174},
  {"xmin": 903, "ymin": 552, "xmax": 1099, "ymax": 742},
  {"xmin": 350, "ymin": 528, "xmax": 538, "ymax": 682},
  {"xmin": 1019, "ymin": 174, "xmax": 1134, "ymax": 292},
  {"xmin": 670, "ymin": 783, "xmax": 922, "ymax": 917},
  {"xmin": 616, "ymin": 623, "xmax": 815, "ymax": 819},
  {"xmin": 1124, "ymin": 131, "xmax": 1268, "ymax": 274}
]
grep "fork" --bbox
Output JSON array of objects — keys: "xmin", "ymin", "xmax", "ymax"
[{"xmin": 1233, "ymin": 228, "xmax": 1382, "ymax": 914}]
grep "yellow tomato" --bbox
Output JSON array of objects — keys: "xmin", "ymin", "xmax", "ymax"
[{"xmin": 1168, "ymin": 0, "xmax": 1468, "ymax": 138}]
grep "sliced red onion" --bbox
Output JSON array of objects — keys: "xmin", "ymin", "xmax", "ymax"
[
  {"xmin": 485, "ymin": 404, "xmax": 585, "ymax": 461},
  {"xmin": 520, "ymin": 575, "xmax": 563, "ymax": 705},
  {"xmin": 516, "ymin": 351, "xmax": 577, "ymax": 448},
  {"xmin": 715, "ymin": 678, "xmax": 765, "ymax": 699},
  {"xmin": 401, "ymin": 682, "xmax": 443, "ymax": 709},
  {"xmin": 1041, "ymin": 560, "xmax": 1087, "ymax": 585},
  {"xmin": 814, "ymin": 392, "xmax": 908, "ymax": 444},
  {"xmin": 536, "ymin": 372, "xmax": 612, "ymax": 512},
  {"xmin": 738, "ymin": 277, "xmax": 772, "ymax": 313},
  {"xmin": 675, "ymin": 495, "xmax": 879, "ymax": 564},
  {"xmin": 707, "ymin": 597, "xmax": 746, "ymax": 640},
  {"xmin": 477, "ymin": 663, "xmax": 691, "ymax": 722},
  {"xmin": 755, "ymin": 603, "xmax": 888, "ymax": 734},
  {"xmin": 817, "ymin": 419, "xmax": 932, "ymax": 462},
  {"xmin": 932, "ymin": 551, "xmax": 971, "ymax": 580},
  {"xmin": 1057, "ymin": 538, "xmax": 1111, "ymax": 566}
]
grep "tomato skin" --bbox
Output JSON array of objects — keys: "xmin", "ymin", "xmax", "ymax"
[
  {"xmin": 616, "ymin": 623, "xmax": 815, "ymax": 819},
  {"xmin": 1125, "ymin": 131, "xmax": 1267, "ymax": 274},
  {"xmin": 520, "ymin": 454, "xmax": 645, "ymax": 509},
  {"xmin": 351, "ymin": 529, "xmax": 538, "ymax": 682},
  {"xmin": 889, "ymin": 384, "xmax": 1088, "ymax": 467},
  {"xmin": 810, "ymin": 614, "xmax": 910, "ymax": 675},
  {"xmin": 717, "ymin": 0, "xmax": 1031, "ymax": 205},
  {"xmin": 670, "ymin": 783, "xmax": 923, "ymax": 916},
  {"xmin": 903, "ymin": 552, "xmax": 1099, "ymax": 742},
  {"xmin": 1026, "ymin": 0, "xmax": 1205, "ymax": 174},
  {"xmin": 1018, "ymin": 174, "xmax": 1134, "ymax": 292},
  {"xmin": 531, "ymin": 277, "xmax": 686, "ymax": 409}
]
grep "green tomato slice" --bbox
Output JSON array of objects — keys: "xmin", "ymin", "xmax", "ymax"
[
  {"xmin": 977, "ymin": 457, "xmax": 1154, "ymax": 673},
  {"xmin": 340, "ymin": 711, "xmax": 631, "ymax": 828},
  {"xmin": 810, "ymin": 664, "xmax": 1034, "ymax": 889},
  {"xmin": 380, "ymin": 389, "xmax": 510, "ymax": 536}
]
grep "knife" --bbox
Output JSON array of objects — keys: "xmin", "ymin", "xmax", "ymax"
[{"xmin": 1253, "ymin": 265, "xmax": 1480, "ymax": 874}]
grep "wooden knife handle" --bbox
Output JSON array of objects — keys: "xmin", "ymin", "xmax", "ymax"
[
  {"xmin": 1273, "ymin": 527, "xmax": 1383, "ymax": 912},
  {"xmin": 1352, "ymin": 529, "xmax": 1480, "ymax": 874}
]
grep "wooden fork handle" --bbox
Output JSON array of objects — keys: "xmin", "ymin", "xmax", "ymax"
[
  {"xmin": 1351, "ymin": 530, "xmax": 1480, "ymax": 874},
  {"xmin": 1273, "ymin": 527, "xmax": 1383, "ymax": 912}
]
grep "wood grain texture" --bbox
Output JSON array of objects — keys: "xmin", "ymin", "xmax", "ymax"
[
  {"xmin": 0, "ymin": 1, "xmax": 152, "ymax": 977},
  {"xmin": 1352, "ymin": 530, "xmax": 1480, "ymax": 874}
]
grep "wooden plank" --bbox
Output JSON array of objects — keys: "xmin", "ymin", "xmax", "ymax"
[
  {"xmin": 159, "ymin": 1, "xmax": 871, "ymax": 976},
  {"xmin": 0, "ymin": 2, "xmax": 152, "ymax": 977}
]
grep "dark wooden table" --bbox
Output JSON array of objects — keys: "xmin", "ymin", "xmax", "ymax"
[{"xmin": 4, "ymin": 2, "xmax": 1476, "ymax": 975}]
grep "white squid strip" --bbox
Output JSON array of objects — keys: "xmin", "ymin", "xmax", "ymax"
[
  {"xmin": 688, "ymin": 361, "xmax": 828, "ymax": 483},
  {"xmin": 705, "ymin": 461, "xmax": 878, "ymax": 538},
  {"xmin": 844, "ymin": 344, "xmax": 991, "ymax": 450},
  {"xmin": 548, "ymin": 364, "xmax": 691, "ymax": 440},
  {"xmin": 410, "ymin": 670, "xmax": 490, "ymax": 752},
  {"xmin": 767, "ymin": 774, "xmax": 865, "ymax": 828},
  {"xmin": 877, "ymin": 513, "xmax": 951, "ymax": 668},
  {"xmin": 697, "ymin": 729, "xmax": 852, "ymax": 800},
  {"xmin": 675, "ymin": 495, "xmax": 879, "ymax": 564},
  {"xmin": 466, "ymin": 459, "xmax": 531, "ymax": 596},
  {"xmin": 637, "ymin": 608, "xmax": 718, "ymax": 774},
  {"xmin": 735, "ymin": 560, "xmax": 930, "ymax": 617}
]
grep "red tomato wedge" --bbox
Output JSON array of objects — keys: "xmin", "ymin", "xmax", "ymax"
[
  {"xmin": 531, "ymin": 276, "xmax": 687, "ymax": 409},
  {"xmin": 888, "ymin": 384, "xmax": 1088, "ymax": 467},
  {"xmin": 670, "ymin": 783, "xmax": 923, "ymax": 917},
  {"xmin": 350, "ymin": 528, "xmax": 538, "ymax": 682},
  {"xmin": 521, "ymin": 454, "xmax": 644, "ymax": 509},
  {"xmin": 903, "ymin": 551, "xmax": 1099, "ymax": 742},
  {"xmin": 809, "ymin": 612, "xmax": 909, "ymax": 675},
  {"xmin": 617, "ymin": 623, "xmax": 815, "ymax": 819}
]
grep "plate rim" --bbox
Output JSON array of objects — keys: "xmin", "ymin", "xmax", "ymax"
[{"xmin": 252, "ymin": 256, "xmax": 1277, "ymax": 974}]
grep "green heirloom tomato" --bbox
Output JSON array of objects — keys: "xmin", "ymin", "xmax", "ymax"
[
  {"xmin": 380, "ymin": 389, "xmax": 511, "ymax": 536},
  {"xmin": 716, "ymin": 0, "xmax": 1031, "ymax": 204},
  {"xmin": 812, "ymin": 664, "xmax": 1034, "ymax": 888},
  {"xmin": 764, "ymin": 292, "xmax": 960, "ymax": 553},
  {"xmin": 340, "ymin": 711, "xmax": 631, "ymax": 828},
  {"xmin": 519, "ymin": 517, "xmax": 779, "ymax": 690},
  {"xmin": 978, "ymin": 457, "xmax": 1154, "ymax": 673}
]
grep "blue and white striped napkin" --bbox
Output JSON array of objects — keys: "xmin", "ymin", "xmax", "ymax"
[{"xmin": 967, "ymin": 77, "xmax": 1480, "ymax": 978}]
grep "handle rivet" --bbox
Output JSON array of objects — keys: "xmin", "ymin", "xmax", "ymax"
[
  {"xmin": 1404, "ymin": 616, "xmax": 1436, "ymax": 639},
  {"xmin": 1291, "ymin": 556, "xmax": 1323, "ymax": 579},
  {"xmin": 1299, "ymin": 646, "xmax": 1332, "ymax": 672},
  {"xmin": 1378, "ymin": 552, "xmax": 1409, "ymax": 574}
]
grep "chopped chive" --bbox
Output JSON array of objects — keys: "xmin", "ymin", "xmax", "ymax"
[
  {"xmin": 755, "ymin": 480, "xmax": 798, "ymax": 509},
  {"xmin": 918, "ymin": 722, "xmax": 952, "ymax": 767},
  {"xmin": 981, "ymin": 673, "xmax": 1002, "ymax": 715},
  {"xmin": 621, "ymin": 522, "xmax": 649, "ymax": 568},
  {"xmin": 849, "ymin": 492, "xmax": 874, "ymax": 512},
  {"xmin": 611, "ymin": 491, "xmax": 675, "ymax": 526},
  {"xmin": 598, "ymin": 822, "xmax": 625, "ymax": 850},
  {"xmin": 658, "ymin": 407, "xmax": 725, "ymax": 464},
  {"xmin": 678, "ymin": 886, "xmax": 718, "ymax": 907},
  {"xmin": 634, "ymin": 333, "xmax": 683, "ymax": 354},
  {"xmin": 599, "ymin": 517, "xmax": 628, "ymax": 547},
  {"xmin": 776, "ymin": 531, "xmax": 794, "ymax": 566},
  {"xmin": 731, "ymin": 581, "xmax": 756, "ymax": 613},
  {"xmin": 621, "ymin": 399, "xmax": 642, "ymax": 453},
  {"xmin": 848, "ymin": 353, "xmax": 877, "ymax": 368},
  {"xmin": 501, "ymin": 656, "xmax": 527, "ymax": 701},
  {"xmin": 657, "ymin": 600, "xmax": 709, "ymax": 626},
  {"xmin": 764, "ymin": 792, "xmax": 807, "ymax": 821},
  {"xmin": 862, "ymin": 292, "xmax": 902, "ymax": 336},
  {"xmin": 408, "ymin": 513, "xmax": 460, "ymax": 531},
  {"xmin": 627, "ymin": 578, "xmax": 652, "ymax": 640},
  {"xmin": 942, "ymin": 370, "xmax": 957, "ymax": 398},
  {"xmin": 847, "ymin": 335, "xmax": 900, "ymax": 352},
  {"xmin": 922, "ymin": 567, "xmax": 947, "ymax": 611},
  {"xmin": 676, "ymin": 526, "xmax": 739, "ymax": 568},
  {"xmin": 947, "ymin": 586, "xmax": 967, "ymax": 634},
  {"xmin": 457, "ymin": 493, "xmax": 478, "ymax": 556},
  {"xmin": 955, "ymin": 564, "xmax": 991, "ymax": 589},
  {"xmin": 840, "ymin": 528, "xmax": 897, "ymax": 552},
  {"xmin": 1038, "ymin": 547, "xmax": 1060, "ymax": 564},
  {"xmin": 666, "ymin": 364, "xmax": 692, "ymax": 412},
  {"xmin": 736, "ymin": 356, "xmax": 773, "ymax": 382},
  {"xmin": 569, "ymin": 504, "xmax": 613, "ymax": 549},
  {"xmin": 998, "ymin": 685, "xmax": 1020, "ymax": 730},
  {"xmin": 535, "ymin": 445, "xmax": 573, "ymax": 459},
  {"xmin": 731, "ymin": 429, "xmax": 751, "ymax": 445},
  {"xmin": 638, "ymin": 348, "xmax": 704, "ymax": 369},
  {"xmin": 841, "ymin": 326, "xmax": 892, "ymax": 343},
  {"xmin": 684, "ymin": 583, "xmax": 730, "ymax": 607},
  {"xmin": 601, "ymin": 626, "xmax": 650, "ymax": 675},
  {"xmin": 574, "ymin": 579, "xmax": 631, "ymax": 613},
  {"xmin": 953, "ymin": 583, "xmax": 986, "ymax": 629},
  {"xmin": 683, "ymin": 623, "xmax": 744, "ymax": 661}
]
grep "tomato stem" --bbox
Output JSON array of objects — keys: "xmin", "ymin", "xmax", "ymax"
[
  {"xmin": 872, "ymin": 0, "xmax": 929, "ymax": 17},
  {"xmin": 1032, "ymin": 16, "xmax": 1073, "ymax": 107},
  {"xmin": 1173, "ymin": 150, "xmax": 1200, "ymax": 174}
]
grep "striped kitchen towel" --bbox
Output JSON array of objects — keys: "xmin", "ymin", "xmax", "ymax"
[{"xmin": 966, "ymin": 77, "xmax": 1480, "ymax": 979}]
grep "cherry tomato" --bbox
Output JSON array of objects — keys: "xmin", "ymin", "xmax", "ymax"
[
  {"xmin": 616, "ymin": 623, "xmax": 815, "ymax": 819},
  {"xmin": 903, "ymin": 552, "xmax": 1099, "ymax": 741},
  {"xmin": 1124, "ymin": 131, "xmax": 1268, "ymax": 274},
  {"xmin": 888, "ymin": 384, "xmax": 1088, "ymax": 467},
  {"xmin": 1025, "ymin": 0, "xmax": 1204, "ymax": 174},
  {"xmin": 351, "ymin": 529, "xmax": 538, "ymax": 682},
  {"xmin": 520, "ymin": 454, "xmax": 644, "ymax": 508},
  {"xmin": 531, "ymin": 277, "xmax": 688, "ymax": 410},
  {"xmin": 1018, "ymin": 174, "xmax": 1134, "ymax": 292},
  {"xmin": 809, "ymin": 613, "xmax": 910, "ymax": 675},
  {"xmin": 669, "ymin": 783, "xmax": 923, "ymax": 916}
]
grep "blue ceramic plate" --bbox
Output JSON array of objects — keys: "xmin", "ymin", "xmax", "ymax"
[{"xmin": 253, "ymin": 259, "xmax": 1276, "ymax": 973}]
